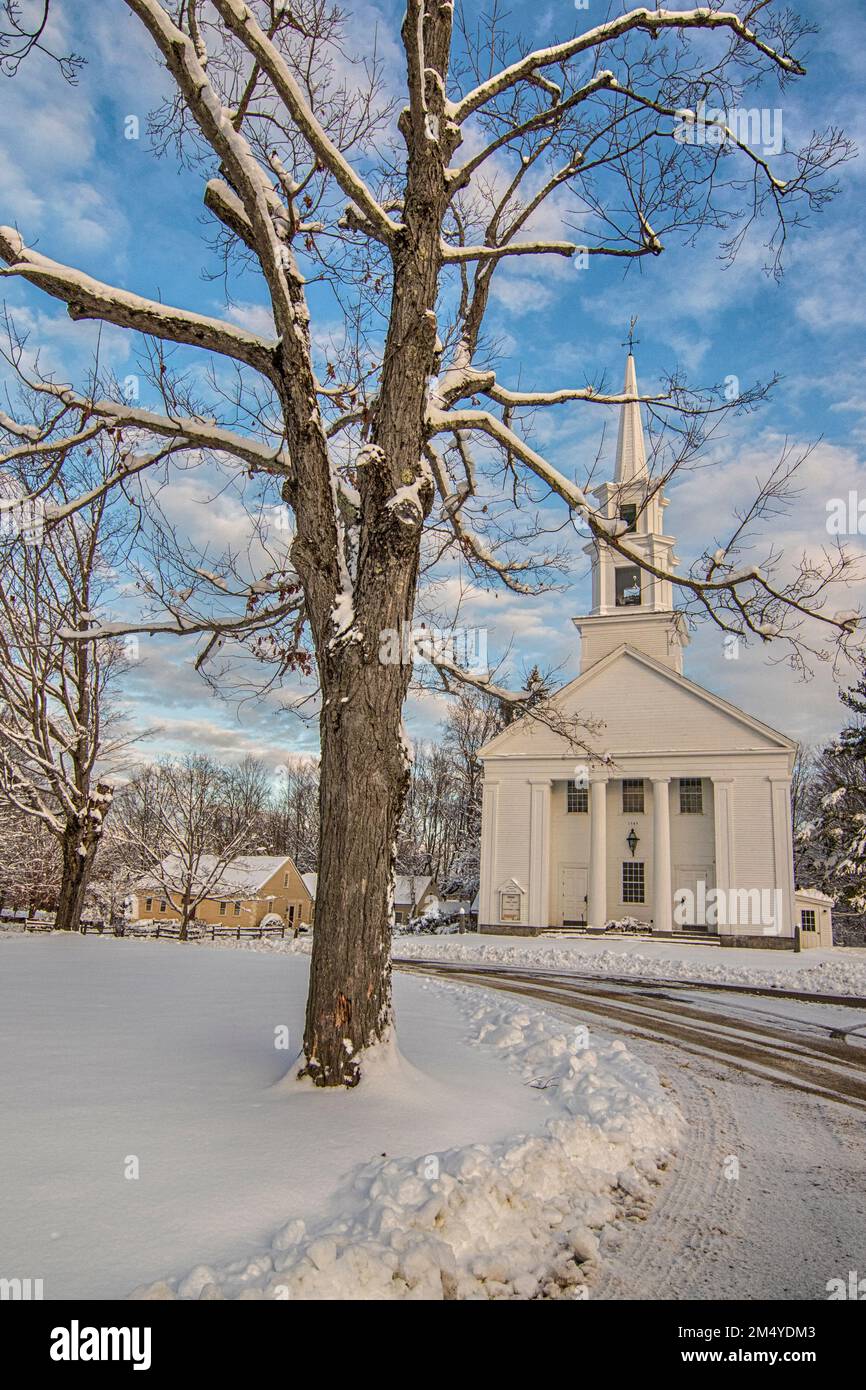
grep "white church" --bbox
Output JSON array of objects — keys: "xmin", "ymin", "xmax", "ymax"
[{"xmin": 477, "ymin": 352, "xmax": 831, "ymax": 947}]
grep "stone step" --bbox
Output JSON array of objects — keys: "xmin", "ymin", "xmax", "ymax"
[{"xmin": 539, "ymin": 926, "xmax": 720, "ymax": 945}]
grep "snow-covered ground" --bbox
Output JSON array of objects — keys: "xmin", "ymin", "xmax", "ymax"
[
  {"xmin": 392, "ymin": 933, "xmax": 866, "ymax": 999},
  {"xmin": 0, "ymin": 933, "xmax": 680, "ymax": 1300}
]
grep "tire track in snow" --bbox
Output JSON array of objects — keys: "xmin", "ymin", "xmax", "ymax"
[
  {"xmin": 591, "ymin": 1053, "xmax": 744, "ymax": 1300},
  {"xmin": 400, "ymin": 962, "xmax": 866, "ymax": 1299}
]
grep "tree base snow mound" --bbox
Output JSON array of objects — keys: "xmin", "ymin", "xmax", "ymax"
[{"xmin": 131, "ymin": 981, "xmax": 682, "ymax": 1301}]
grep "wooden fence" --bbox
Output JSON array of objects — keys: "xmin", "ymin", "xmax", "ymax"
[{"xmin": 2, "ymin": 917, "xmax": 301, "ymax": 941}]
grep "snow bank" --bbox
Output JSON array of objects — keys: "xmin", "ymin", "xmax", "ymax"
[
  {"xmin": 132, "ymin": 981, "xmax": 681, "ymax": 1301},
  {"xmin": 104, "ymin": 925, "xmax": 866, "ymax": 999},
  {"xmin": 392, "ymin": 935, "xmax": 866, "ymax": 999}
]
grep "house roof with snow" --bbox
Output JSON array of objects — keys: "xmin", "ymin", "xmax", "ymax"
[
  {"xmin": 137, "ymin": 854, "xmax": 309, "ymax": 899},
  {"xmin": 394, "ymin": 875, "xmax": 436, "ymax": 906}
]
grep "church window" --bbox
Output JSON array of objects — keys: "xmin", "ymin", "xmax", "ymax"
[
  {"xmin": 567, "ymin": 781, "xmax": 588, "ymax": 812},
  {"xmin": 622, "ymin": 778, "xmax": 645, "ymax": 813},
  {"xmin": 615, "ymin": 565, "xmax": 641, "ymax": 607},
  {"xmin": 679, "ymin": 778, "xmax": 703, "ymax": 813},
  {"xmin": 622, "ymin": 862, "xmax": 645, "ymax": 904},
  {"xmin": 801, "ymin": 909, "xmax": 816, "ymax": 932},
  {"xmin": 620, "ymin": 503, "xmax": 637, "ymax": 533}
]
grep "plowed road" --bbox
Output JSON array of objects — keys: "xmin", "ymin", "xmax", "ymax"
[{"xmin": 397, "ymin": 959, "xmax": 866, "ymax": 1299}]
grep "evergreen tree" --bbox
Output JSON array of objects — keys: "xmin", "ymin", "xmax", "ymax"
[{"xmin": 796, "ymin": 660, "xmax": 866, "ymax": 943}]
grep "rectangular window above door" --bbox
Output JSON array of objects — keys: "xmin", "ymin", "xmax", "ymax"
[{"xmin": 622, "ymin": 778, "xmax": 645, "ymax": 813}]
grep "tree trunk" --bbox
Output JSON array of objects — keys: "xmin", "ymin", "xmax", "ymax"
[
  {"xmin": 300, "ymin": 651, "xmax": 412, "ymax": 1087},
  {"xmin": 55, "ymin": 826, "xmax": 94, "ymax": 932},
  {"xmin": 294, "ymin": 0, "xmax": 454, "ymax": 1086},
  {"xmin": 179, "ymin": 908, "xmax": 192, "ymax": 942},
  {"xmin": 54, "ymin": 784, "xmax": 112, "ymax": 932}
]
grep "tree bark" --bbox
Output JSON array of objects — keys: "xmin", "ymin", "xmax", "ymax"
[
  {"xmin": 55, "ymin": 826, "xmax": 94, "ymax": 932},
  {"xmin": 301, "ymin": 675, "xmax": 410, "ymax": 1086},
  {"xmin": 295, "ymin": 0, "xmax": 454, "ymax": 1087},
  {"xmin": 53, "ymin": 784, "xmax": 113, "ymax": 932}
]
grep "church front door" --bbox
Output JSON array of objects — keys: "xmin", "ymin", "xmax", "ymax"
[{"xmin": 559, "ymin": 864, "xmax": 588, "ymax": 925}]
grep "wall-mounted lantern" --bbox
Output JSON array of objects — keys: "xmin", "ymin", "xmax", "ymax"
[{"xmin": 626, "ymin": 827, "xmax": 640, "ymax": 858}]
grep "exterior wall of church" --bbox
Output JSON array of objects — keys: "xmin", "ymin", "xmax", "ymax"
[
  {"xmin": 478, "ymin": 775, "xmax": 533, "ymax": 927},
  {"xmin": 548, "ymin": 776, "xmax": 718, "ymax": 928},
  {"xmin": 722, "ymin": 770, "xmax": 796, "ymax": 939},
  {"xmin": 548, "ymin": 779, "xmax": 591, "ymax": 924},
  {"xmin": 479, "ymin": 756, "xmax": 796, "ymax": 939},
  {"xmin": 577, "ymin": 610, "xmax": 684, "ymax": 672}
]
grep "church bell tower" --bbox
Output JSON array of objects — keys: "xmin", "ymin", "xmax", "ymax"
[{"xmin": 574, "ymin": 349, "xmax": 689, "ymax": 674}]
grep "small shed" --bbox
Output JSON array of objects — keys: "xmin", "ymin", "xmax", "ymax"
[{"xmin": 794, "ymin": 888, "xmax": 834, "ymax": 948}]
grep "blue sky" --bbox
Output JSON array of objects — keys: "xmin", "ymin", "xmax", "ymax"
[{"xmin": 2, "ymin": 0, "xmax": 865, "ymax": 768}]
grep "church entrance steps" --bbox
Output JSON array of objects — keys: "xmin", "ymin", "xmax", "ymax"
[{"xmin": 539, "ymin": 926, "xmax": 721, "ymax": 945}]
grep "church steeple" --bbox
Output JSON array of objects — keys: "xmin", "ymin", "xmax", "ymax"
[
  {"xmin": 573, "ymin": 346, "xmax": 689, "ymax": 674},
  {"xmin": 614, "ymin": 353, "xmax": 648, "ymax": 485}
]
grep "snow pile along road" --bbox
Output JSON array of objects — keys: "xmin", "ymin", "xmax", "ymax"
[
  {"xmin": 392, "ymin": 935, "xmax": 866, "ymax": 998},
  {"xmin": 133, "ymin": 981, "xmax": 682, "ymax": 1301}
]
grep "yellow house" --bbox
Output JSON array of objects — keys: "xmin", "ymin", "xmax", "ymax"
[{"xmin": 134, "ymin": 854, "xmax": 314, "ymax": 929}]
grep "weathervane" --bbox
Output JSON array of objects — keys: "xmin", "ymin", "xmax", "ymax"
[{"xmin": 622, "ymin": 316, "xmax": 640, "ymax": 353}]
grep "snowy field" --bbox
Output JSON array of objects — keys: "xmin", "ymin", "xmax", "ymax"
[
  {"xmin": 392, "ymin": 933, "xmax": 866, "ymax": 998},
  {"xmin": 0, "ymin": 933, "xmax": 680, "ymax": 1300}
]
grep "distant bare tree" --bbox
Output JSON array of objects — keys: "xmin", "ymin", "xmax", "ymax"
[
  {"xmin": 121, "ymin": 753, "xmax": 268, "ymax": 938},
  {"xmin": 0, "ymin": 436, "xmax": 138, "ymax": 929},
  {"xmin": 262, "ymin": 757, "xmax": 319, "ymax": 871},
  {"xmin": 217, "ymin": 754, "xmax": 272, "ymax": 845},
  {"xmin": 0, "ymin": 801, "xmax": 61, "ymax": 916}
]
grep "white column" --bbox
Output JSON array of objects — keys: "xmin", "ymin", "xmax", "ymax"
[
  {"xmin": 769, "ymin": 776, "xmax": 795, "ymax": 938},
  {"xmin": 528, "ymin": 779, "xmax": 552, "ymax": 928},
  {"xmin": 478, "ymin": 780, "xmax": 499, "ymax": 927},
  {"xmin": 652, "ymin": 777, "xmax": 672, "ymax": 933},
  {"xmin": 712, "ymin": 778, "xmax": 735, "ymax": 935},
  {"xmin": 588, "ymin": 774, "xmax": 608, "ymax": 927}
]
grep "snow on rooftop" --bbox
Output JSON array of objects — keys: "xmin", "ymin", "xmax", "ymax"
[{"xmin": 138, "ymin": 854, "xmax": 296, "ymax": 897}]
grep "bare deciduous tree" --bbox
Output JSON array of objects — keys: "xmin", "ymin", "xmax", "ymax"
[
  {"xmin": 0, "ymin": 2, "xmax": 859, "ymax": 1082},
  {"xmin": 0, "ymin": 436, "xmax": 139, "ymax": 929},
  {"xmin": 0, "ymin": 800, "xmax": 61, "ymax": 916},
  {"xmin": 121, "ymin": 753, "xmax": 269, "ymax": 938},
  {"xmin": 261, "ymin": 755, "xmax": 319, "ymax": 871}
]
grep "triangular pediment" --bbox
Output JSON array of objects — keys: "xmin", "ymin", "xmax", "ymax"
[
  {"xmin": 479, "ymin": 645, "xmax": 795, "ymax": 759},
  {"xmin": 497, "ymin": 877, "xmax": 525, "ymax": 894}
]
